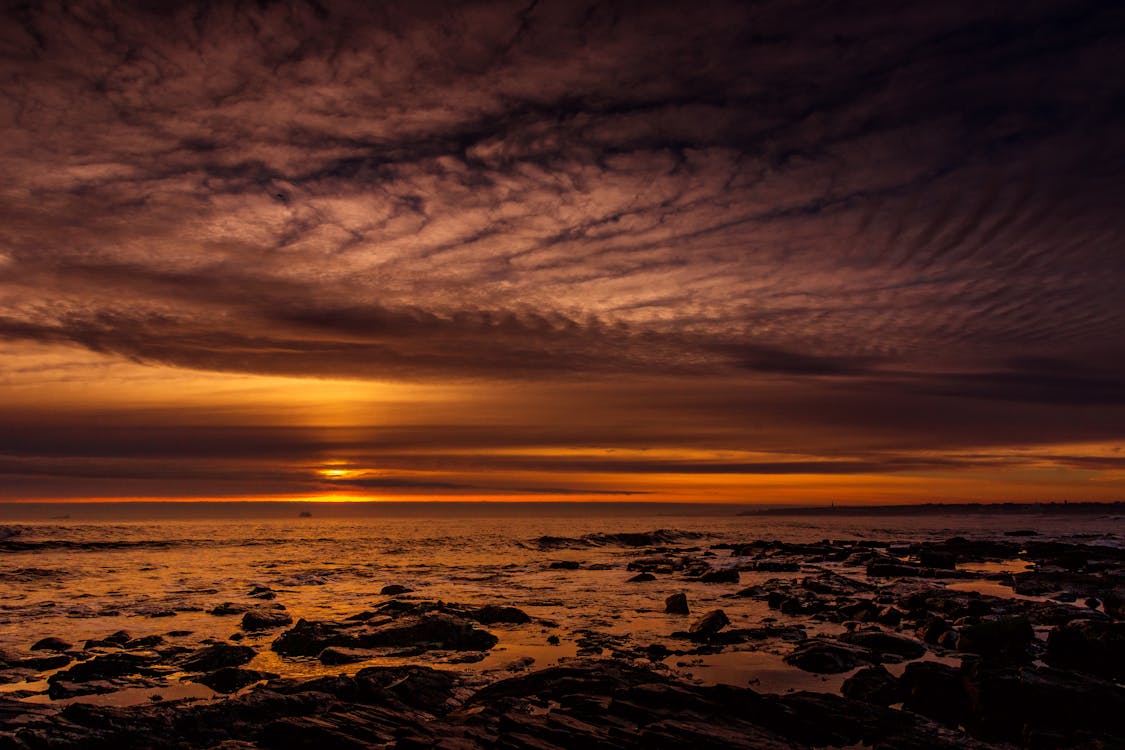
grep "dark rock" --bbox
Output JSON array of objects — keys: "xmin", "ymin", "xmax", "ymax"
[
  {"xmin": 193, "ymin": 667, "xmax": 277, "ymax": 693},
  {"xmin": 665, "ymin": 593, "xmax": 690, "ymax": 615},
  {"xmin": 955, "ymin": 617, "xmax": 1033, "ymax": 658},
  {"xmin": 687, "ymin": 609, "xmax": 730, "ymax": 640},
  {"xmin": 210, "ymin": 602, "xmax": 248, "ymax": 615},
  {"xmin": 549, "ymin": 560, "xmax": 581, "ymax": 570},
  {"xmin": 379, "ymin": 584, "xmax": 413, "ymax": 595},
  {"xmin": 30, "ymin": 637, "xmax": 72, "ymax": 652},
  {"xmin": 180, "ymin": 643, "xmax": 256, "ymax": 672},
  {"xmin": 14, "ymin": 653, "xmax": 72, "ymax": 671},
  {"xmin": 840, "ymin": 629, "xmax": 927, "ymax": 659},
  {"xmin": 1004, "ymin": 529, "xmax": 1039, "ymax": 536},
  {"xmin": 960, "ymin": 659, "xmax": 1125, "ymax": 743},
  {"xmin": 627, "ymin": 572, "xmax": 656, "ymax": 582},
  {"xmin": 125, "ymin": 635, "xmax": 165, "ymax": 649},
  {"xmin": 918, "ymin": 550, "xmax": 957, "ymax": 569},
  {"xmin": 272, "ymin": 613, "xmax": 498, "ymax": 656},
  {"xmin": 699, "ymin": 568, "xmax": 740, "ymax": 583},
  {"xmin": 876, "ymin": 606, "xmax": 903, "ymax": 626},
  {"xmin": 241, "ymin": 609, "xmax": 294, "ymax": 630},
  {"xmin": 471, "ymin": 605, "xmax": 531, "ymax": 624},
  {"xmin": 319, "ymin": 647, "xmax": 379, "ymax": 665},
  {"xmin": 900, "ymin": 661, "xmax": 968, "ymax": 727},
  {"xmin": 842, "ymin": 665, "xmax": 902, "ymax": 705},
  {"xmin": 1045, "ymin": 619, "xmax": 1125, "ymax": 680},
  {"xmin": 749, "ymin": 560, "xmax": 799, "ymax": 572},
  {"xmin": 784, "ymin": 639, "xmax": 875, "ymax": 673},
  {"xmin": 48, "ymin": 651, "xmax": 161, "ymax": 683}
]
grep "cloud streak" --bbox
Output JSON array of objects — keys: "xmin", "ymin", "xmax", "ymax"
[{"xmin": 1, "ymin": 0, "xmax": 1124, "ymax": 501}]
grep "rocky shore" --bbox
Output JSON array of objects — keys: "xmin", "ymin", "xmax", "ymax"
[{"xmin": 2, "ymin": 532, "xmax": 1123, "ymax": 749}]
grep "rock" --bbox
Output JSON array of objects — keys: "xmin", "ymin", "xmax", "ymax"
[
  {"xmin": 784, "ymin": 639, "xmax": 875, "ymax": 674},
  {"xmin": 13, "ymin": 654, "xmax": 72, "ymax": 671},
  {"xmin": 319, "ymin": 647, "xmax": 379, "ymax": 665},
  {"xmin": 960, "ymin": 659, "xmax": 1125, "ymax": 743},
  {"xmin": 48, "ymin": 651, "xmax": 161, "ymax": 683},
  {"xmin": 876, "ymin": 606, "xmax": 903, "ymax": 626},
  {"xmin": 665, "ymin": 593, "xmax": 690, "ymax": 615},
  {"xmin": 180, "ymin": 643, "xmax": 256, "ymax": 672},
  {"xmin": 842, "ymin": 665, "xmax": 902, "ymax": 705},
  {"xmin": 471, "ymin": 605, "xmax": 531, "ymax": 624},
  {"xmin": 955, "ymin": 616, "xmax": 1033, "ymax": 658},
  {"xmin": 1003, "ymin": 529, "xmax": 1039, "ymax": 536},
  {"xmin": 210, "ymin": 602, "xmax": 247, "ymax": 615},
  {"xmin": 548, "ymin": 560, "xmax": 581, "ymax": 570},
  {"xmin": 30, "ymin": 637, "xmax": 72, "ymax": 652},
  {"xmin": 125, "ymin": 635, "xmax": 165, "ymax": 649},
  {"xmin": 699, "ymin": 568, "xmax": 740, "ymax": 583},
  {"xmin": 918, "ymin": 550, "xmax": 957, "ymax": 569},
  {"xmin": 272, "ymin": 613, "xmax": 498, "ymax": 657},
  {"xmin": 900, "ymin": 661, "xmax": 968, "ymax": 727},
  {"xmin": 627, "ymin": 572, "xmax": 656, "ymax": 582},
  {"xmin": 193, "ymin": 667, "xmax": 277, "ymax": 693},
  {"xmin": 839, "ymin": 629, "xmax": 927, "ymax": 659},
  {"xmin": 687, "ymin": 609, "xmax": 730, "ymax": 640},
  {"xmin": 749, "ymin": 560, "xmax": 799, "ymax": 572},
  {"xmin": 380, "ymin": 584, "xmax": 413, "ymax": 595},
  {"xmin": 1045, "ymin": 619, "xmax": 1125, "ymax": 679},
  {"xmin": 241, "ymin": 609, "xmax": 294, "ymax": 630}
]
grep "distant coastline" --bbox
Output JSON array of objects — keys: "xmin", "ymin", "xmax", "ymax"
[{"xmin": 740, "ymin": 501, "xmax": 1125, "ymax": 516}]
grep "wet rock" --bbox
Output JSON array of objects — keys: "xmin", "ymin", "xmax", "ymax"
[
  {"xmin": 842, "ymin": 665, "xmax": 902, "ymax": 705},
  {"xmin": 955, "ymin": 616, "xmax": 1033, "ymax": 658},
  {"xmin": 318, "ymin": 647, "xmax": 379, "ymax": 665},
  {"xmin": 84, "ymin": 630, "xmax": 132, "ymax": 649},
  {"xmin": 665, "ymin": 593, "xmax": 690, "ymax": 615},
  {"xmin": 1011, "ymin": 570, "xmax": 1104, "ymax": 597},
  {"xmin": 687, "ymin": 609, "xmax": 730, "ymax": 640},
  {"xmin": 627, "ymin": 572, "xmax": 656, "ymax": 582},
  {"xmin": 840, "ymin": 629, "xmax": 927, "ymax": 660},
  {"xmin": 241, "ymin": 609, "xmax": 294, "ymax": 631},
  {"xmin": 960, "ymin": 659, "xmax": 1125, "ymax": 744},
  {"xmin": 30, "ymin": 637, "xmax": 72, "ymax": 652},
  {"xmin": 379, "ymin": 584, "xmax": 413, "ymax": 595},
  {"xmin": 471, "ymin": 605, "xmax": 531, "ymax": 624},
  {"xmin": 1045, "ymin": 619, "xmax": 1125, "ymax": 679},
  {"xmin": 918, "ymin": 550, "xmax": 957, "ymax": 569},
  {"xmin": 784, "ymin": 639, "xmax": 876, "ymax": 673},
  {"xmin": 699, "ymin": 568, "xmax": 740, "ymax": 583},
  {"xmin": 900, "ymin": 661, "xmax": 968, "ymax": 727},
  {"xmin": 193, "ymin": 667, "xmax": 278, "ymax": 693},
  {"xmin": 7, "ymin": 653, "xmax": 72, "ymax": 671},
  {"xmin": 801, "ymin": 571, "xmax": 874, "ymax": 596},
  {"xmin": 210, "ymin": 602, "xmax": 248, "ymax": 615},
  {"xmin": 180, "ymin": 643, "xmax": 256, "ymax": 672},
  {"xmin": 549, "ymin": 560, "xmax": 582, "ymax": 570},
  {"xmin": 273, "ymin": 613, "xmax": 498, "ymax": 656},
  {"xmin": 126, "ymin": 635, "xmax": 166, "ymax": 649},
  {"xmin": 48, "ymin": 651, "xmax": 162, "ymax": 684},
  {"xmin": 748, "ymin": 560, "xmax": 799, "ymax": 572},
  {"xmin": 248, "ymin": 585, "xmax": 276, "ymax": 599},
  {"xmin": 876, "ymin": 606, "xmax": 903, "ymax": 627}
]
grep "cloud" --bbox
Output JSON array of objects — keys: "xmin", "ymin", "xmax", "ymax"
[{"xmin": 1, "ymin": 0, "xmax": 1124, "ymax": 499}]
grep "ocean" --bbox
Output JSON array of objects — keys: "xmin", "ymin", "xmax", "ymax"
[{"xmin": 1, "ymin": 502, "xmax": 1121, "ymax": 706}]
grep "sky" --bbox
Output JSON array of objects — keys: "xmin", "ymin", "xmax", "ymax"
[{"xmin": 1, "ymin": 0, "xmax": 1124, "ymax": 505}]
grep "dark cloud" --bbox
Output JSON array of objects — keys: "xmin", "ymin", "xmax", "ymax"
[{"xmin": 1, "ymin": 0, "xmax": 1124, "ymax": 499}]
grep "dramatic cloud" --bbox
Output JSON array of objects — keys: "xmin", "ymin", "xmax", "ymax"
[{"xmin": 1, "ymin": 0, "xmax": 1123, "ymax": 502}]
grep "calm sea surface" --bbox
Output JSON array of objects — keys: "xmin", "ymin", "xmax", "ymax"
[{"xmin": 2, "ymin": 503, "xmax": 1121, "ymax": 703}]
